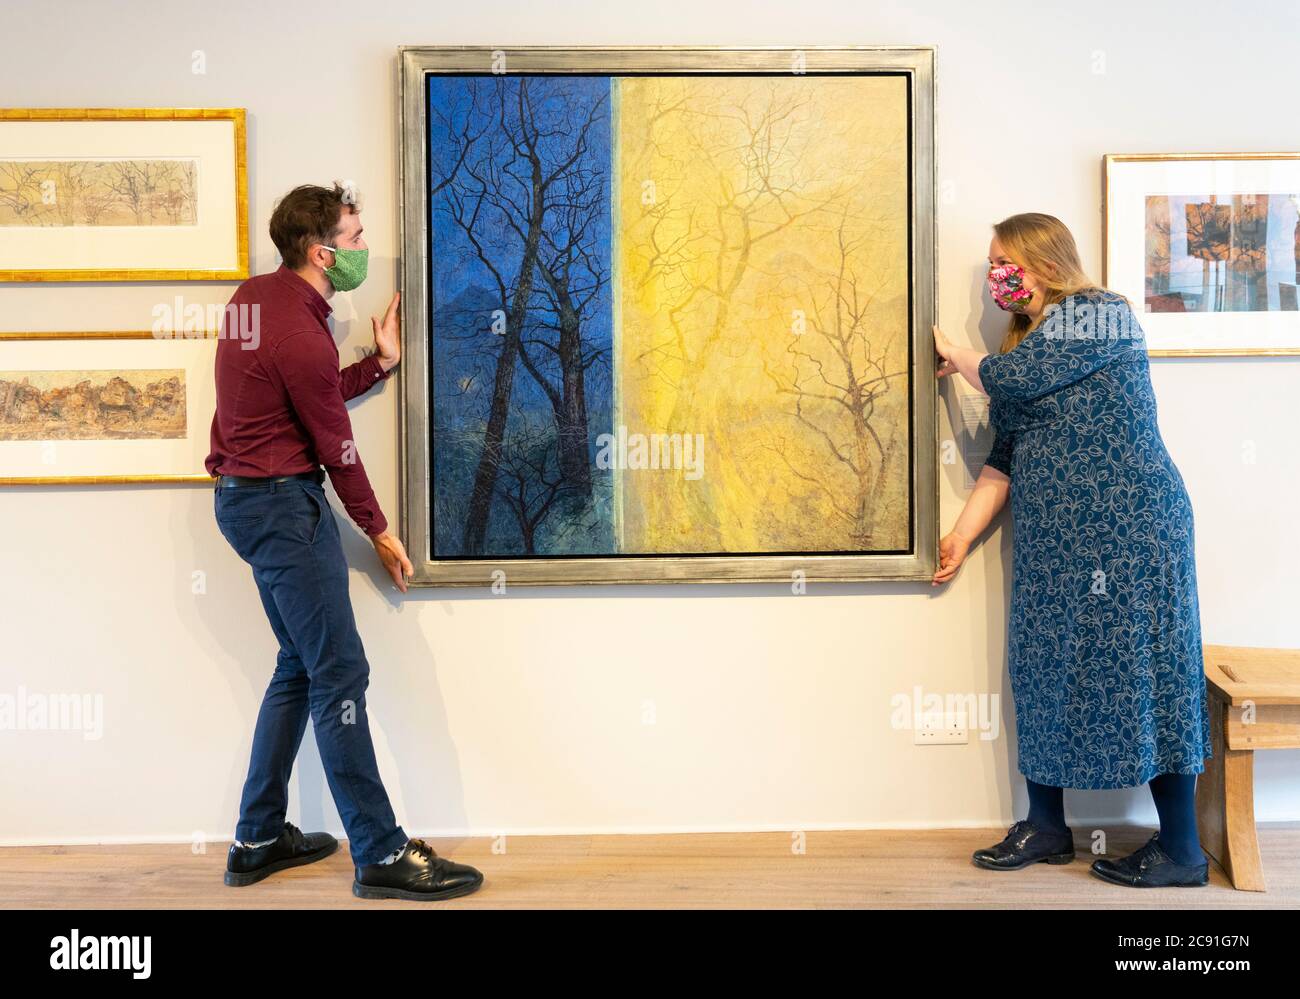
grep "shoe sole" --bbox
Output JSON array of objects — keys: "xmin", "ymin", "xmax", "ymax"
[
  {"xmin": 972, "ymin": 851, "xmax": 1075, "ymax": 871},
  {"xmin": 351, "ymin": 876, "xmax": 485, "ymax": 902},
  {"xmin": 224, "ymin": 840, "xmax": 339, "ymax": 887},
  {"xmin": 1088, "ymin": 865, "xmax": 1209, "ymax": 888}
]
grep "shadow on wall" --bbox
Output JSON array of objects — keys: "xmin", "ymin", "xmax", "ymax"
[
  {"xmin": 939, "ymin": 279, "xmax": 1020, "ymax": 829},
  {"xmin": 180, "ymin": 463, "xmax": 469, "ymax": 856}
]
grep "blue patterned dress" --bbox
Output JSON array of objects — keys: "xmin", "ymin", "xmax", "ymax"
[{"xmin": 978, "ymin": 287, "xmax": 1211, "ymax": 789}]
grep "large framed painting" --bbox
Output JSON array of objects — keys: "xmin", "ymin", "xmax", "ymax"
[
  {"xmin": 0, "ymin": 331, "xmax": 216, "ymax": 484},
  {"xmin": 0, "ymin": 108, "xmax": 248, "ymax": 282},
  {"xmin": 1104, "ymin": 152, "xmax": 1300, "ymax": 356},
  {"xmin": 398, "ymin": 46, "xmax": 937, "ymax": 585}
]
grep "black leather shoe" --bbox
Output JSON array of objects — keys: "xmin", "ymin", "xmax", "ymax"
[
  {"xmin": 1090, "ymin": 833, "xmax": 1209, "ymax": 888},
  {"xmin": 353, "ymin": 838, "xmax": 484, "ymax": 901},
  {"xmin": 225, "ymin": 821, "xmax": 338, "ymax": 886},
  {"xmin": 972, "ymin": 819, "xmax": 1075, "ymax": 871}
]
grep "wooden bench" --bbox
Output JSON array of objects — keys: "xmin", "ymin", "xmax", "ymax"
[{"xmin": 1196, "ymin": 644, "xmax": 1300, "ymax": 891}]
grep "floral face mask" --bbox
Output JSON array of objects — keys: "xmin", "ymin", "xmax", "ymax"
[{"xmin": 987, "ymin": 263, "xmax": 1034, "ymax": 312}]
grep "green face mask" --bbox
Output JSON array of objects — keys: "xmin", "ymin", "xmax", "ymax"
[{"xmin": 320, "ymin": 244, "xmax": 368, "ymax": 292}]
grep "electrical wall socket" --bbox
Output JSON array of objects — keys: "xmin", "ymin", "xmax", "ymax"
[{"xmin": 914, "ymin": 713, "xmax": 969, "ymax": 745}]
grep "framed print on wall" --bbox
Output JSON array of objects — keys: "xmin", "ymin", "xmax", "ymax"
[
  {"xmin": 1103, "ymin": 152, "xmax": 1300, "ymax": 356},
  {"xmin": 0, "ymin": 331, "xmax": 217, "ymax": 484},
  {"xmin": 397, "ymin": 46, "xmax": 938, "ymax": 585},
  {"xmin": 0, "ymin": 108, "xmax": 248, "ymax": 282}
]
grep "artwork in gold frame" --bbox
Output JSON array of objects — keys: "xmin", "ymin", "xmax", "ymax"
[
  {"xmin": 1103, "ymin": 152, "xmax": 1300, "ymax": 356},
  {"xmin": 0, "ymin": 109, "xmax": 248, "ymax": 282},
  {"xmin": 0, "ymin": 331, "xmax": 217, "ymax": 485}
]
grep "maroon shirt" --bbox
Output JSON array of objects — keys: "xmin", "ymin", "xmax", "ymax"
[{"xmin": 206, "ymin": 265, "xmax": 391, "ymax": 536}]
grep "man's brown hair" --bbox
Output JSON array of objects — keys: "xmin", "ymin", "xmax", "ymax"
[{"xmin": 269, "ymin": 183, "xmax": 356, "ymax": 269}]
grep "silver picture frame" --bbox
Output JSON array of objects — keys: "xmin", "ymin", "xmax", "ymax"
[{"xmin": 397, "ymin": 45, "xmax": 938, "ymax": 586}]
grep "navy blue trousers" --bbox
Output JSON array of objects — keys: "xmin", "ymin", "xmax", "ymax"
[{"xmin": 215, "ymin": 475, "xmax": 409, "ymax": 867}]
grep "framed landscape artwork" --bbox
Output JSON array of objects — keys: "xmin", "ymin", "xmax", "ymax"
[
  {"xmin": 0, "ymin": 108, "xmax": 248, "ymax": 281},
  {"xmin": 0, "ymin": 332, "xmax": 216, "ymax": 484},
  {"xmin": 1104, "ymin": 152, "xmax": 1300, "ymax": 356},
  {"xmin": 397, "ymin": 46, "xmax": 937, "ymax": 585}
]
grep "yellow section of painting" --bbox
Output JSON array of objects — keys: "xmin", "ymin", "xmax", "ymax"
[{"xmin": 617, "ymin": 75, "xmax": 911, "ymax": 553}]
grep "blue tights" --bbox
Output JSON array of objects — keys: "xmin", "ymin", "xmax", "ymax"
[
  {"xmin": 1148, "ymin": 773, "xmax": 1204, "ymax": 865},
  {"xmin": 1026, "ymin": 774, "xmax": 1204, "ymax": 866}
]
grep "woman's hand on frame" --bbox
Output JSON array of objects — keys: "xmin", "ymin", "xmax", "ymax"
[
  {"xmin": 933, "ymin": 324, "xmax": 958, "ymax": 378},
  {"xmin": 932, "ymin": 530, "xmax": 972, "ymax": 586}
]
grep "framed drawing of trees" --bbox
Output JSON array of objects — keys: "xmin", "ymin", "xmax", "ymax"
[
  {"xmin": 397, "ymin": 46, "xmax": 937, "ymax": 585},
  {"xmin": 0, "ymin": 108, "xmax": 248, "ymax": 282}
]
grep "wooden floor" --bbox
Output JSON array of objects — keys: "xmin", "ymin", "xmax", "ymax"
[{"xmin": 2, "ymin": 826, "xmax": 1297, "ymax": 908}]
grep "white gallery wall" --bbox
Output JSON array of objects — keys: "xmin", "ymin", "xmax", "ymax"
[{"xmin": 2, "ymin": 0, "xmax": 1297, "ymax": 848}]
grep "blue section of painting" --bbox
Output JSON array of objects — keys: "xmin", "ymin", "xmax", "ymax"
[{"xmin": 428, "ymin": 75, "xmax": 615, "ymax": 557}]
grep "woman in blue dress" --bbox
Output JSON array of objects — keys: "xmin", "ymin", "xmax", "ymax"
[{"xmin": 931, "ymin": 213, "xmax": 1212, "ymax": 888}]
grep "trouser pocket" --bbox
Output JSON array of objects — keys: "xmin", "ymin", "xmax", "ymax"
[{"xmin": 299, "ymin": 481, "xmax": 330, "ymax": 545}]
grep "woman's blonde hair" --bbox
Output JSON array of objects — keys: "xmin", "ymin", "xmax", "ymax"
[{"xmin": 992, "ymin": 213, "xmax": 1123, "ymax": 352}]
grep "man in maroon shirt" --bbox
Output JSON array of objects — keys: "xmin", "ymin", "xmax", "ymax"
[{"xmin": 210, "ymin": 183, "xmax": 482, "ymax": 901}]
